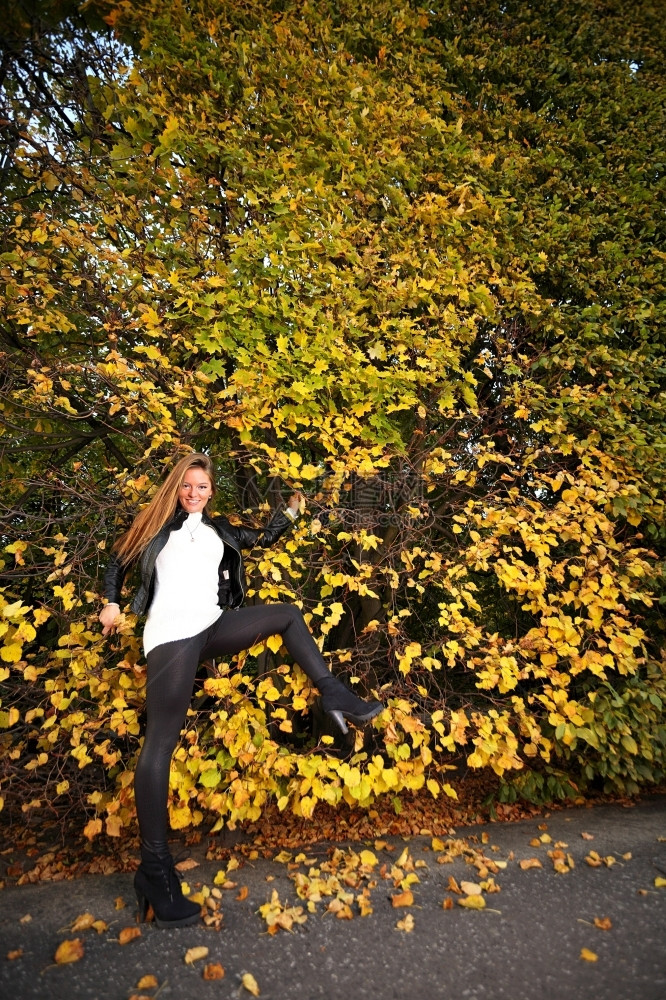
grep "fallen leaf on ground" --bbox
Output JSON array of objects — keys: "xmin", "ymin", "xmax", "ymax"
[
  {"xmin": 184, "ymin": 946, "xmax": 209, "ymax": 965},
  {"xmin": 203, "ymin": 963, "xmax": 225, "ymax": 980},
  {"xmin": 442, "ymin": 898, "xmax": 454, "ymax": 910},
  {"xmin": 580, "ymin": 948, "xmax": 598, "ymax": 962},
  {"xmin": 396, "ymin": 913, "xmax": 414, "ymax": 932},
  {"xmin": 460, "ymin": 881, "xmax": 483, "ymax": 895},
  {"xmin": 519, "ymin": 858, "xmax": 542, "ymax": 870},
  {"xmin": 549, "ymin": 849, "xmax": 575, "ymax": 874},
  {"xmin": 19, "ymin": 914, "xmax": 32, "ymax": 924},
  {"xmin": 458, "ymin": 895, "xmax": 486, "ymax": 909},
  {"xmin": 242, "ymin": 971, "xmax": 260, "ymax": 996},
  {"xmin": 137, "ymin": 975, "xmax": 158, "ymax": 989},
  {"xmin": 594, "ymin": 917, "xmax": 612, "ymax": 931},
  {"xmin": 175, "ymin": 857, "xmax": 199, "ymax": 871},
  {"xmin": 259, "ymin": 890, "xmax": 308, "ymax": 933},
  {"xmin": 54, "ymin": 938, "xmax": 84, "ymax": 964},
  {"xmin": 7, "ymin": 949, "xmax": 23, "ymax": 960},
  {"xmin": 114, "ymin": 897, "xmax": 125, "ymax": 909},
  {"xmin": 71, "ymin": 913, "xmax": 96, "ymax": 932},
  {"xmin": 118, "ymin": 927, "xmax": 141, "ymax": 945},
  {"xmin": 326, "ymin": 898, "xmax": 353, "ymax": 919},
  {"xmin": 581, "ymin": 832, "xmax": 594, "ymax": 840},
  {"xmin": 391, "ymin": 889, "xmax": 414, "ymax": 907},
  {"xmin": 236, "ymin": 886, "xmax": 249, "ymax": 901},
  {"xmin": 357, "ymin": 889, "xmax": 373, "ymax": 917},
  {"xmin": 655, "ymin": 877, "xmax": 666, "ymax": 888}
]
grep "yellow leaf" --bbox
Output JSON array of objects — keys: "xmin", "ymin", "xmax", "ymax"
[
  {"xmin": 460, "ymin": 881, "xmax": 482, "ymax": 896},
  {"xmin": 396, "ymin": 913, "xmax": 415, "ymax": 932},
  {"xmin": 593, "ymin": 917, "xmax": 612, "ymax": 931},
  {"xmin": 137, "ymin": 976, "xmax": 159, "ymax": 989},
  {"xmin": 655, "ymin": 877, "xmax": 666, "ymax": 888},
  {"xmin": 391, "ymin": 889, "xmax": 414, "ymax": 907},
  {"xmin": 1, "ymin": 643, "xmax": 22, "ymax": 663},
  {"xmin": 71, "ymin": 913, "xmax": 95, "ymax": 932},
  {"xmin": 457, "ymin": 895, "xmax": 486, "ymax": 909},
  {"xmin": 580, "ymin": 948, "xmax": 598, "ymax": 962},
  {"xmin": 242, "ymin": 972, "xmax": 260, "ymax": 996},
  {"xmin": 106, "ymin": 815, "xmax": 122, "ymax": 837},
  {"xmin": 184, "ymin": 946, "xmax": 209, "ymax": 965},
  {"xmin": 266, "ymin": 634, "xmax": 283, "ymax": 654},
  {"xmin": 0, "ymin": 707, "xmax": 19, "ymax": 728},
  {"xmin": 54, "ymin": 938, "xmax": 84, "ymax": 964},
  {"xmin": 519, "ymin": 858, "xmax": 542, "ymax": 870},
  {"xmin": 83, "ymin": 818, "xmax": 102, "ymax": 841}
]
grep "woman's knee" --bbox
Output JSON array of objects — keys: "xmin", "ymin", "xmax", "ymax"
[{"xmin": 279, "ymin": 603, "xmax": 304, "ymax": 630}]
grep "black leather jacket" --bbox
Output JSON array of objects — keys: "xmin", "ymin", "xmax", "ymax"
[{"xmin": 103, "ymin": 505, "xmax": 296, "ymax": 616}]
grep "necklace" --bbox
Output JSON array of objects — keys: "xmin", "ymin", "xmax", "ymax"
[{"xmin": 186, "ymin": 516, "xmax": 202, "ymax": 543}]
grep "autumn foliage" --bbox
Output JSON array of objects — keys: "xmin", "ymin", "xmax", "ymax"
[{"xmin": 1, "ymin": 0, "xmax": 665, "ymax": 841}]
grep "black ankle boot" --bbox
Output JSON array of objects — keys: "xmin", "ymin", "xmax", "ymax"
[
  {"xmin": 318, "ymin": 676, "xmax": 383, "ymax": 735},
  {"xmin": 134, "ymin": 850, "xmax": 201, "ymax": 928}
]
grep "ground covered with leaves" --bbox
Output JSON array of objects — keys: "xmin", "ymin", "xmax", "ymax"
[{"xmin": 3, "ymin": 771, "xmax": 660, "ymax": 891}]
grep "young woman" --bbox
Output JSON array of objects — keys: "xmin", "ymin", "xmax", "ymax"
[{"xmin": 99, "ymin": 452, "xmax": 383, "ymax": 928}]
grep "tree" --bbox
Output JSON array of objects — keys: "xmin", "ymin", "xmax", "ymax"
[{"xmin": 1, "ymin": 0, "xmax": 664, "ymax": 838}]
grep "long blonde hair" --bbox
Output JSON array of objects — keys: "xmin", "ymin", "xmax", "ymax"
[{"xmin": 113, "ymin": 453, "xmax": 216, "ymax": 565}]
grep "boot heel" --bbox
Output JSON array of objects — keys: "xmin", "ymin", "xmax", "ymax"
[
  {"xmin": 135, "ymin": 890, "xmax": 149, "ymax": 923},
  {"xmin": 325, "ymin": 709, "xmax": 348, "ymax": 735}
]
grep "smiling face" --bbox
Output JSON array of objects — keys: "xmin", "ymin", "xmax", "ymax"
[{"xmin": 178, "ymin": 466, "xmax": 213, "ymax": 513}]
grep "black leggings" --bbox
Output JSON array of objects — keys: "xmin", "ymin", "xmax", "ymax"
[{"xmin": 135, "ymin": 603, "xmax": 331, "ymax": 855}]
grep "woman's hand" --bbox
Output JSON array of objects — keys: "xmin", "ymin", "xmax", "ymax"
[
  {"xmin": 99, "ymin": 603, "xmax": 121, "ymax": 636},
  {"xmin": 287, "ymin": 491, "xmax": 304, "ymax": 515}
]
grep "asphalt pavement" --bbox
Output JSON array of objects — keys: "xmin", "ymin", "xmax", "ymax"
[{"xmin": 1, "ymin": 794, "xmax": 665, "ymax": 1000}]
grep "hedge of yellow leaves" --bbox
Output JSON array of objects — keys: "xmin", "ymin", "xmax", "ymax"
[{"xmin": 1, "ymin": 448, "xmax": 664, "ymax": 838}]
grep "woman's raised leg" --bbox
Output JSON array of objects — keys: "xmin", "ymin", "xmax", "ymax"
[{"xmin": 201, "ymin": 604, "xmax": 383, "ymax": 733}]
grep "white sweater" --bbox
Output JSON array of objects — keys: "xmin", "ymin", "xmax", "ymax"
[{"xmin": 143, "ymin": 512, "xmax": 225, "ymax": 656}]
